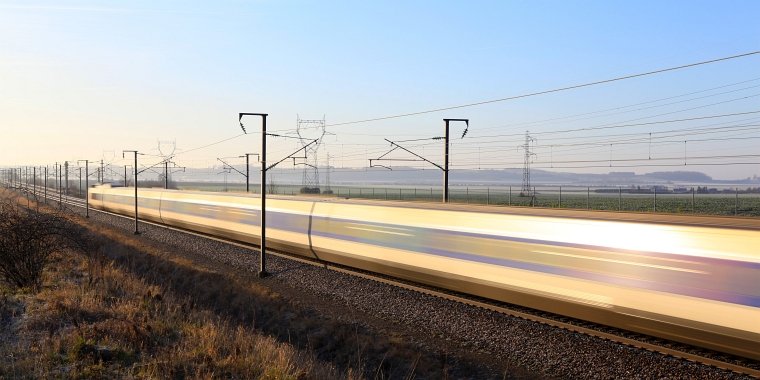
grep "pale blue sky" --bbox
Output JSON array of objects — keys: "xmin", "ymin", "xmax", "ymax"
[{"xmin": 1, "ymin": 1, "xmax": 759, "ymax": 179}]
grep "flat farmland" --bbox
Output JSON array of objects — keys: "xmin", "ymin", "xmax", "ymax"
[{"xmin": 174, "ymin": 182, "xmax": 760, "ymax": 217}]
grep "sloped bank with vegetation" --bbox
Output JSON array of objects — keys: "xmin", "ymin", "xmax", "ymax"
[
  {"xmin": 0, "ymin": 190, "xmax": 502, "ymax": 379},
  {"xmin": 0, "ymin": 192, "xmax": 348, "ymax": 378}
]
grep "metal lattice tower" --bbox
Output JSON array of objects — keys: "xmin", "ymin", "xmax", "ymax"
[
  {"xmin": 519, "ymin": 131, "xmax": 536, "ymax": 196},
  {"xmin": 296, "ymin": 116, "xmax": 326, "ymax": 193}
]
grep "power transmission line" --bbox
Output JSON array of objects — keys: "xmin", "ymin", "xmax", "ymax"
[
  {"xmin": 326, "ymin": 51, "xmax": 760, "ymax": 127},
  {"xmin": 474, "ymin": 77, "xmax": 760, "ymax": 133},
  {"xmin": 537, "ymin": 93, "xmax": 760, "ymax": 134},
  {"xmin": 462, "ymin": 110, "xmax": 760, "ymax": 140},
  {"xmin": 452, "ymin": 152, "xmax": 760, "ymax": 167},
  {"xmin": 173, "ymin": 133, "xmax": 246, "ymax": 157},
  {"xmin": 451, "ymin": 126, "xmax": 760, "ymax": 159}
]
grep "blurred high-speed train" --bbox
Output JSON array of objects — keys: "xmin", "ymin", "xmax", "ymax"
[{"xmin": 89, "ymin": 185, "xmax": 760, "ymax": 360}]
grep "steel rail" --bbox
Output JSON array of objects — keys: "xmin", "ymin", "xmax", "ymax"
[{"xmin": 11, "ymin": 184, "xmax": 760, "ymax": 378}]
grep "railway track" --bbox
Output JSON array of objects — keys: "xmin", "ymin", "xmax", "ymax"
[{"xmin": 10, "ymin": 185, "xmax": 760, "ymax": 378}]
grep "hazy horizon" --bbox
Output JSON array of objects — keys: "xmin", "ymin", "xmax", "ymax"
[{"xmin": 2, "ymin": 1, "xmax": 759, "ymax": 180}]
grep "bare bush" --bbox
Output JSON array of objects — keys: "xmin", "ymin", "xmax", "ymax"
[{"xmin": 0, "ymin": 198, "xmax": 88, "ymax": 290}]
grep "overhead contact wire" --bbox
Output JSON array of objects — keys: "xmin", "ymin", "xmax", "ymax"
[{"xmin": 327, "ymin": 51, "xmax": 760, "ymax": 127}]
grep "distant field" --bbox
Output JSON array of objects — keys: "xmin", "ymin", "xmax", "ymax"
[
  {"xmin": 29, "ymin": 180, "xmax": 758, "ymax": 217},
  {"xmin": 173, "ymin": 182, "xmax": 760, "ymax": 217}
]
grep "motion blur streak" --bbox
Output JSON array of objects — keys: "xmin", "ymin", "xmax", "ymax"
[
  {"xmin": 531, "ymin": 250, "xmax": 708, "ymax": 274},
  {"xmin": 90, "ymin": 185, "xmax": 760, "ymax": 360}
]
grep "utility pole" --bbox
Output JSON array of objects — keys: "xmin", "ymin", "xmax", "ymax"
[
  {"xmin": 443, "ymin": 119, "xmax": 469, "ymax": 203},
  {"xmin": 65, "ymin": 161, "xmax": 69, "ymax": 196},
  {"xmin": 243, "ymin": 153, "xmax": 259, "ymax": 193},
  {"xmin": 44, "ymin": 166, "xmax": 47, "ymax": 204},
  {"xmin": 217, "ymin": 154, "xmax": 258, "ymax": 194},
  {"xmin": 519, "ymin": 131, "xmax": 537, "ymax": 197},
  {"xmin": 245, "ymin": 154, "xmax": 250, "ymax": 193},
  {"xmin": 370, "ymin": 119, "xmax": 469, "ymax": 203},
  {"xmin": 239, "ymin": 113, "xmax": 317, "ymax": 278},
  {"xmin": 122, "ymin": 151, "xmax": 139, "ymax": 234},
  {"xmin": 57, "ymin": 164, "xmax": 60, "ymax": 205},
  {"xmin": 165, "ymin": 160, "xmax": 169, "ymax": 189},
  {"xmin": 57, "ymin": 163, "xmax": 62, "ymax": 206},
  {"xmin": 78, "ymin": 160, "xmax": 90, "ymax": 218},
  {"xmin": 239, "ymin": 112, "xmax": 318, "ymax": 278},
  {"xmin": 239, "ymin": 113, "xmax": 269, "ymax": 277}
]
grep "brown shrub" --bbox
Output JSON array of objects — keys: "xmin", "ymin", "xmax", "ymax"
[{"xmin": 0, "ymin": 198, "xmax": 91, "ymax": 291}]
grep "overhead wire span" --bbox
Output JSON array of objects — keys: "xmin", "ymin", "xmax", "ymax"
[
  {"xmin": 450, "ymin": 129, "xmax": 760, "ymax": 159},
  {"xmin": 537, "ymin": 93, "xmax": 760, "ymax": 134},
  {"xmin": 473, "ymin": 77, "xmax": 760, "ymax": 132},
  {"xmin": 459, "ymin": 116, "xmax": 760, "ymax": 150},
  {"xmin": 508, "ymin": 116, "xmax": 760, "ymax": 144},
  {"xmin": 326, "ymin": 51, "xmax": 760, "ymax": 127},
  {"xmin": 526, "ymin": 161, "xmax": 760, "ymax": 170},
  {"xmin": 452, "ymin": 132, "xmax": 760, "ymax": 164},
  {"xmin": 529, "ymin": 124, "xmax": 760, "ymax": 150},
  {"xmin": 173, "ymin": 133, "xmax": 247, "ymax": 157},
  {"xmin": 450, "ymin": 152, "xmax": 760, "ymax": 168},
  {"xmin": 51, "ymin": 55, "xmax": 760, "ymax": 175},
  {"xmin": 460, "ymin": 110, "xmax": 760, "ymax": 141}
]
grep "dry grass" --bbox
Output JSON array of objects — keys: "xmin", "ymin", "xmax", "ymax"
[
  {"xmin": 0, "ymin": 235, "xmax": 347, "ymax": 379},
  {"xmin": 0, "ymin": 192, "xmax": 503, "ymax": 379}
]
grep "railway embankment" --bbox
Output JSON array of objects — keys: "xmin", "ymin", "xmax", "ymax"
[
  {"xmin": 0, "ymin": 195, "xmax": 351, "ymax": 378},
  {"xmin": 0, "ymin": 193, "xmax": 506, "ymax": 379},
  {"xmin": 3, "ymin": 190, "xmax": 756, "ymax": 379}
]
